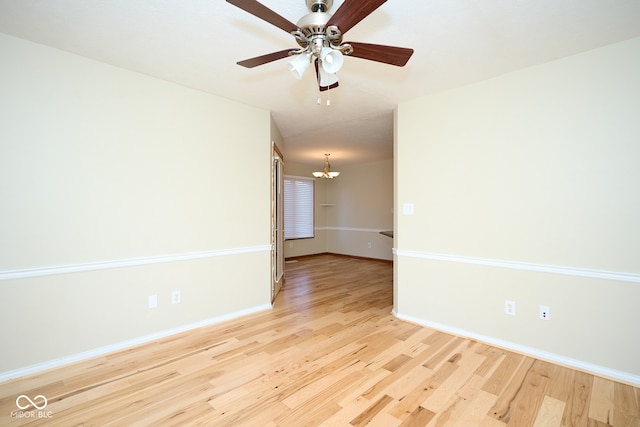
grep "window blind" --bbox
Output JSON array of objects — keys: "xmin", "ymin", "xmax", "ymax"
[{"xmin": 284, "ymin": 175, "xmax": 314, "ymax": 239}]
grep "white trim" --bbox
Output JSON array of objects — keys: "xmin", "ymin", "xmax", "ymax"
[
  {"xmin": 394, "ymin": 312, "xmax": 640, "ymax": 387},
  {"xmin": 394, "ymin": 249, "xmax": 640, "ymax": 283},
  {"xmin": 0, "ymin": 245, "xmax": 272, "ymax": 281},
  {"xmin": 316, "ymin": 226, "xmax": 387, "ymax": 233},
  {"xmin": 0, "ymin": 304, "xmax": 272, "ymax": 383}
]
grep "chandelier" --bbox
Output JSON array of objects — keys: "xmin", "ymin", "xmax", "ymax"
[{"xmin": 312, "ymin": 154, "xmax": 340, "ymax": 179}]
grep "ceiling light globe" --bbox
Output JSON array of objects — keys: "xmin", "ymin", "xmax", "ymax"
[
  {"xmin": 288, "ymin": 54, "xmax": 310, "ymax": 79},
  {"xmin": 320, "ymin": 47, "xmax": 343, "ymax": 73}
]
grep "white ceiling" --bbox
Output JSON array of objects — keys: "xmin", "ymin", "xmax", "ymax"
[{"xmin": 1, "ymin": 0, "xmax": 640, "ymax": 166}]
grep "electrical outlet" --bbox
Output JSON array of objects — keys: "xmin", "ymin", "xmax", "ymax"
[
  {"xmin": 505, "ymin": 300, "xmax": 516, "ymax": 316},
  {"xmin": 148, "ymin": 295, "xmax": 158, "ymax": 309},
  {"xmin": 539, "ymin": 305, "xmax": 550, "ymax": 320},
  {"xmin": 171, "ymin": 290, "xmax": 181, "ymax": 305},
  {"xmin": 367, "ymin": 242, "xmax": 372, "ymax": 249}
]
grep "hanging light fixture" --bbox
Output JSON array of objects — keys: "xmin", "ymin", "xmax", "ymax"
[
  {"xmin": 228, "ymin": 0, "xmax": 415, "ymax": 95},
  {"xmin": 312, "ymin": 154, "xmax": 340, "ymax": 179},
  {"xmin": 286, "ymin": 0, "xmax": 349, "ymax": 90}
]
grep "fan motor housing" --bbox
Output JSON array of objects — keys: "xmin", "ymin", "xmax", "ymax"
[
  {"xmin": 294, "ymin": 0, "xmax": 345, "ymax": 52},
  {"xmin": 297, "ymin": 12, "xmax": 331, "ymax": 35}
]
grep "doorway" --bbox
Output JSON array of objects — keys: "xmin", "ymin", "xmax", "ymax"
[{"xmin": 271, "ymin": 143, "xmax": 285, "ymax": 302}]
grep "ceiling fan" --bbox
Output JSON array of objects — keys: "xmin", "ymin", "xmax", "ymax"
[{"xmin": 226, "ymin": 0, "xmax": 414, "ymax": 91}]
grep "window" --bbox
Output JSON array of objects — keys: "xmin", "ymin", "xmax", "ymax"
[{"xmin": 284, "ymin": 175, "xmax": 314, "ymax": 239}]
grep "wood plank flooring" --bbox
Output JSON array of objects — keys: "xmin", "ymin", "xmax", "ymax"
[{"xmin": 1, "ymin": 253, "xmax": 638, "ymax": 426}]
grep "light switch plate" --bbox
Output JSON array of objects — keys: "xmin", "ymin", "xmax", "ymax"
[{"xmin": 148, "ymin": 295, "xmax": 158, "ymax": 309}]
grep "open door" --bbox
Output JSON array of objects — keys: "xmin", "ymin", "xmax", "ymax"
[{"xmin": 271, "ymin": 143, "xmax": 285, "ymax": 302}]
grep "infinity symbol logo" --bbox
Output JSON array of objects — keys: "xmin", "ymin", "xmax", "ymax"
[{"xmin": 16, "ymin": 394, "xmax": 48, "ymax": 410}]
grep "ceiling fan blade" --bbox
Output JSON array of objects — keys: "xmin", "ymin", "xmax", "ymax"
[
  {"xmin": 315, "ymin": 59, "xmax": 339, "ymax": 91},
  {"xmin": 237, "ymin": 49, "xmax": 293, "ymax": 68},
  {"xmin": 226, "ymin": 0, "xmax": 298, "ymax": 34},
  {"xmin": 326, "ymin": 0, "xmax": 387, "ymax": 34},
  {"xmin": 346, "ymin": 42, "xmax": 414, "ymax": 66}
]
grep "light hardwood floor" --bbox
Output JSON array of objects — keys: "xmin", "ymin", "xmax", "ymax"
[{"xmin": 1, "ymin": 254, "xmax": 638, "ymax": 426}]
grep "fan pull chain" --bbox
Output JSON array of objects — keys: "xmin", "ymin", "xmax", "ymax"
[
  {"xmin": 316, "ymin": 77, "xmax": 335, "ymax": 107},
  {"xmin": 317, "ymin": 93, "xmax": 331, "ymax": 107}
]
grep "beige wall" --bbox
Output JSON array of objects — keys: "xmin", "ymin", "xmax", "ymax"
[
  {"xmin": 326, "ymin": 159, "xmax": 393, "ymax": 260},
  {"xmin": 284, "ymin": 160, "xmax": 393, "ymax": 260},
  {"xmin": 0, "ymin": 34, "xmax": 272, "ymax": 375},
  {"xmin": 396, "ymin": 37, "xmax": 640, "ymax": 383}
]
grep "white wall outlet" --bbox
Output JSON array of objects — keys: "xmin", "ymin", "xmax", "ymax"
[
  {"xmin": 171, "ymin": 290, "xmax": 181, "ymax": 305},
  {"xmin": 367, "ymin": 242, "xmax": 372, "ymax": 249},
  {"xmin": 539, "ymin": 305, "xmax": 550, "ymax": 320},
  {"xmin": 505, "ymin": 300, "xmax": 516, "ymax": 316},
  {"xmin": 402, "ymin": 203, "xmax": 414, "ymax": 215},
  {"xmin": 148, "ymin": 295, "xmax": 158, "ymax": 309}
]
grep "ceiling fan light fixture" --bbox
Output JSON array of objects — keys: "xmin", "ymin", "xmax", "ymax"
[
  {"xmin": 320, "ymin": 47, "xmax": 344, "ymax": 74},
  {"xmin": 228, "ymin": 0, "xmax": 414, "ymax": 92},
  {"xmin": 288, "ymin": 53, "xmax": 311, "ymax": 79},
  {"xmin": 313, "ymin": 154, "xmax": 340, "ymax": 179}
]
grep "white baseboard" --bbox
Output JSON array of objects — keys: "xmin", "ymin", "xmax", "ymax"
[
  {"xmin": 394, "ymin": 311, "xmax": 640, "ymax": 387},
  {"xmin": 0, "ymin": 304, "xmax": 272, "ymax": 383},
  {"xmin": 318, "ymin": 227, "xmax": 387, "ymax": 233},
  {"xmin": 5, "ymin": 305, "xmax": 637, "ymax": 387}
]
